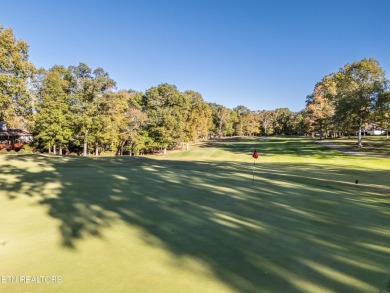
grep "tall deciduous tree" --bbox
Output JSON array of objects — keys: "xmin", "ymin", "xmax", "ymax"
[
  {"xmin": 376, "ymin": 91, "xmax": 390, "ymax": 138},
  {"xmin": 70, "ymin": 63, "xmax": 116, "ymax": 156},
  {"xmin": 143, "ymin": 83, "xmax": 188, "ymax": 153},
  {"xmin": 273, "ymin": 108, "xmax": 292, "ymax": 135},
  {"xmin": 287, "ymin": 111, "xmax": 306, "ymax": 135},
  {"xmin": 242, "ymin": 111, "xmax": 260, "ymax": 136},
  {"xmin": 184, "ymin": 90, "xmax": 212, "ymax": 144},
  {"xmin": 233, "ymin": 105, "xmax": 251, "ymax": 136},
  {"xmin": 0, "ymin": 26, "xmax": 35, "ymax": 129},
  {"xmin": 34, "ymin": 67, "xmax": 73, "ymax": 153},
  {"xmin": 105, "ymin": 91, "xmax": 148, "ymax": 156},
  {"xmin": 335, "ymin": 58, "xmax": 386, "ymax": 147},
  {"xmin": 209, "ymin": 103, "xmax": 236, "ymax": 138},
  {"xmin": 258, "ymin": 110, "xmax": 274, "ymax": 136},
  {"xmin": 305, "ymin": 82, "xmax": 335, "ymax": 139}
]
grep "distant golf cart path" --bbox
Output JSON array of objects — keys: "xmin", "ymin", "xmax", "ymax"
[{"xmin": 317, "ymin": 140, "xmax": 390, "ymax": 159}]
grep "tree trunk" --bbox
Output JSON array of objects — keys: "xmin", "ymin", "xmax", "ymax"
[
  {"xmin": 83, "ymin": 141, "xmax": 88, "ymax": 156},
  {"xmin": 95, "ymin": 142, "xmax": 99, "ymax": 156},
  {"xmin": 186, "ymin": 142, "xmax": 189, "ymax": 151},
  {"xmin": 59, "ymin": 146, "xmax": 63, "ymax": 155},
  {"xmin": 163, "ymin": 148, "xmax": 167, "ymax": 155},
  {"xmin": 116, "ymin": 141, "xmax": 125, "ymax": 156},
  {"xmin": 357, "ymin": 118, "xmax": 363, "ymax": 148},
  {"xmin": 120, "ymin": 143, "xmax": 124, "ymax": 156},
  {"xmin": 219, "ymin": 121, "xmax": 223, "ymax": 138},
  {"xmin": 53, "ymin": 144, "xmax": 56, "ymax": 155},
  {"xmin": 83, "ymin": 130, "xmax": 89, "ymax": 156}
]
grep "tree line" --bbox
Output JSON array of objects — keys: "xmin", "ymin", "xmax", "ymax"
[{"xmin": 1, "ymin": 26, "xmax": 389, "ymax": 155}]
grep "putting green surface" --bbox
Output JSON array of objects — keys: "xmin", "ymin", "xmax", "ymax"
[{"xmin": 0, "ymin": 137, "xmax": 389, "ymax": 292}]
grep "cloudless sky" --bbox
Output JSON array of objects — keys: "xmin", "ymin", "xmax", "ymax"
[{"xmin": 1, "ymin": 0, "xmax": 390, "ymax": 112}]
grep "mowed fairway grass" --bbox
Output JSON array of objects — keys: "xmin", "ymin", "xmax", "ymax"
[{"xmin": 0, "ymin": 137, "xmax": 389, "ymax": 293}]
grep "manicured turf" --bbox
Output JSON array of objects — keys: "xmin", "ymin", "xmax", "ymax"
[
  {"xmin": 321, "ymin": 136, "xmax": 390, "ymax": 158},
  {"xmin": 0, "ymin": 137, "xmax": 389, "ymax": 293}
]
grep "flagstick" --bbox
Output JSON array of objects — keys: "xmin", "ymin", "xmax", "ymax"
[{"xmin": 252, "ymin": 160, "xmax": 256, "ymax": 185}]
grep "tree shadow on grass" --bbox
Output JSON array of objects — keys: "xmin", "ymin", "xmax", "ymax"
[{"xmin": 1, "ymin": 154, "xmax": 390, "ymax": 292}]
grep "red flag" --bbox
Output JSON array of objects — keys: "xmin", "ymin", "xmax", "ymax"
[{"xmin": 252, "ymin": 150, "xmax": 258, "ymax": 159}]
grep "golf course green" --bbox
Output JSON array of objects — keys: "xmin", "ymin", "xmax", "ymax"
[{"xmin": 0, "ymin": 137, "xmax": 389, "ymax": 293}]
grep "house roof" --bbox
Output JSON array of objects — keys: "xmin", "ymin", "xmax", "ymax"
[{"xmin": 0, "ymin": 129, "xmax": 33, "ymax": 136}]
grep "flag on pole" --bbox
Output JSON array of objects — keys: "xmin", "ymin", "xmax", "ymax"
[{"xmin": 252, "ymin": 150, "xmax": 258, "ymax": 185}]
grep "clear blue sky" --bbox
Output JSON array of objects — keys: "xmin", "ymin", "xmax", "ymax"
[{"xmin": 1, "ymin": 0, "xmax": 390, "ymax": 112}]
